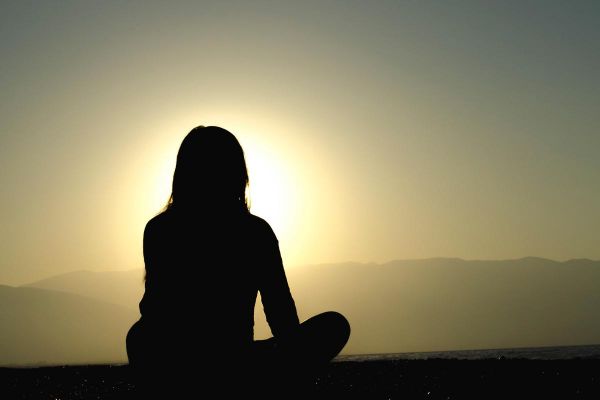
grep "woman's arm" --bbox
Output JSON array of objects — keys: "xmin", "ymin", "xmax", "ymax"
[
  {"xmin": 138, "ymin": 218, "xmax": 160, "ymax": 318},
  {"xmin": 258, "ymin": 223, "xmax": 300, "ymax": 338}
]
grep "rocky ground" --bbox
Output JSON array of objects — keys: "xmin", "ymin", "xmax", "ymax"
[{"xmin": 2, "ymin": 359, "xmax": 600, "ymax": 399}]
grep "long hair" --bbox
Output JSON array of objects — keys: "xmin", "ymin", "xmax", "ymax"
[{"xmin": 164, "ymin": 126, "xmax": 250, "ymax": 214}]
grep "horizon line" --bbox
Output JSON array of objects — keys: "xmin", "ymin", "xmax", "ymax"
[{"xmin": 10, "ymin": 256, "xmax": 599, "ymax": 287}]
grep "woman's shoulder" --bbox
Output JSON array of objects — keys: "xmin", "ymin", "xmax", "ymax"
[
  {"xmin": 144, "ymin": 209, "xmax": 175, "ymax": 236},
  {"xmin": 143, "ymin": 209, "xmax": 277, "ymax": 242},
  {"xmin": 244, "ymin": 213, "xmax": 278, "ymax": 242}
]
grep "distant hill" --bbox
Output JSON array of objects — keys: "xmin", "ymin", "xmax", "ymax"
[
  {"xmin": 0, "ymin": 285, "xmax": 138, "ymax": 366},
  {"xmin": 11, "ymin": 257, "xmax": 600, "ymax": 364},
  {"xmin": 286, "ymin": 258, "xmax": 600, "ymax": 354},
  {"xmin": 23, "ymin": 269, "xmax": 144, "ymax": 311}
]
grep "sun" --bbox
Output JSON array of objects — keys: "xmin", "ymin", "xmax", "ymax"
[
  {"xmin": 134, "ymin": 124, "xmax": 301, "ymax": 250},
  {"xmin": 243, "ymin": 140, "xmax": 296, "ymax": 239}
]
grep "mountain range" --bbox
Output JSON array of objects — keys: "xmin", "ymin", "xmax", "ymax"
[{"xmin": 2, "ymin": 257, "xmax": 599, "ymax": 365}]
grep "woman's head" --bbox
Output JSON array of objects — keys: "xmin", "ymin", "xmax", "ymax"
[{"xmin": 166, "ymin": 126, "xmax": 249, "ymax": 213}]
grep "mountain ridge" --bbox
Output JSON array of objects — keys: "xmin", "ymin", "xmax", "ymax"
[
  {"xmin": 20, "ymin": 257, "xmax": 600, "ymax": 287},
  {"xmin": 0, "ymin": 285, "xmax": 138, "ymax": 366},
  {"xmin": 4, "ymin": 257, "xmax": 600, "ymax": 365}
]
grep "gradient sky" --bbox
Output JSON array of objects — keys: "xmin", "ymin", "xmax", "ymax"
[{"xmin": 1, "ymin": 1, "xmax": 599, "ymax": 285}]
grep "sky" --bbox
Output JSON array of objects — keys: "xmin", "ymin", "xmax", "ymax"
[{"xmin": 1, "ymin": 1, "xmax": 599, "ymax": 285}]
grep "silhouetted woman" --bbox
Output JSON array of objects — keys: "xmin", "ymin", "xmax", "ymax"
[{"xmin": 126, "ymin": 126, "xmax": 350, "ymax": 395}]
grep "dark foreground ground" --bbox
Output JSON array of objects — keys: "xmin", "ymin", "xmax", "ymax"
[{"xmin": 2, "ymin": 359, "xmax": 600, "ymax": 399}]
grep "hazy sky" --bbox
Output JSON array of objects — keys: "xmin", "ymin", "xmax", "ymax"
[{"xmin": 1, "ymin": 1, "xmax": 599, "ymax": 285}]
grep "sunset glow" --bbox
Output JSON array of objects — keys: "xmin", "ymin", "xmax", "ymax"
[
  {"xmin": 1, "ymin": 1, "xmax": 598, "ymax": 287},
  {"xmin": 243, "ymin": 139, "xmax": 297, "ymax": 240},
  {"xmin": 1, "ymin": 1, "xmax": 600, "ymax": 371}
]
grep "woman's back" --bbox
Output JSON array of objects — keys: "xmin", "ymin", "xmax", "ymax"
[{"xmin": 138, "ymin": 208, "xmax": 298, "ymax": 356}]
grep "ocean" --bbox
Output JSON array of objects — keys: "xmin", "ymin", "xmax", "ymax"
[{"xmin": 337, "ymin": 343, "xmax": 600, "ymax": 361}]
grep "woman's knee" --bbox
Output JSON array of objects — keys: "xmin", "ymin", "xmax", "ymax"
[
  {"xmin": 303, "ymin": 311, "xmax": 351, "ymax": 352},
  {"xmin": 296, "ymin": 311, "xmax": 350, "ymax": 363},
  {"xmin": 317, "ymin": 311, "xmax": 351, "ymax": 341},
  {"xmin": 126, "ymin": 319, "xmax": 144, "ymax": 364}
]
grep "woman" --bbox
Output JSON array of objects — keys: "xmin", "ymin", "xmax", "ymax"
[{"xmin": 126, "ymin": 126, "xmax": 350, "ymax": 393}]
